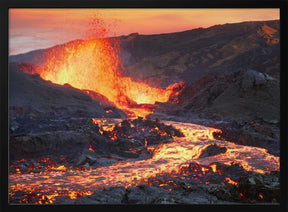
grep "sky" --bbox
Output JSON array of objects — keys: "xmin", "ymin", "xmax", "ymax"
[{"xmin": 9, "ymin": 9, "xmax": 279, "ymax": 55}]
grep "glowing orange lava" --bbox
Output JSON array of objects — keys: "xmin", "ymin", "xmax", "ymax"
[
  {"xmin": 9, "ymin": 120, "xmax": 280, "ymax": 204},
  {"xmin": 36, "ymin": 38, "xmax": 174, "ymax": 118},
  {"xmin": 89, "ymin": 144, "xmax": 95, "ymax": 152},
  {"xmin": 259, "ymin": 193, "xmax": 264, "ymax": 199},
  {"xmin": 225, "ymin": 176, "xmax": 239, "ymax": 186},
  {"xmin": 209, "ymin": 163, "xmax": 217, "ymax": 173}
]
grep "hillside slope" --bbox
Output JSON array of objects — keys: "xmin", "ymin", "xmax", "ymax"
[
  {"xmin": 9, "ymin": 63, "xmax": 125, "ymax": 119},
  {"xmin": 119, "ymin": 20, "xmax": 279, "ymax": 86}
]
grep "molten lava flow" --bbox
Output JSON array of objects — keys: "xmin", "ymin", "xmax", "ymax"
[
  {"xmin": 225, "ymin": 177, "xmax": 239, "ymax": 186},
  {"xmin": 9, "ymin": 120, "xmax": 279, "ymax": 204},
  {"xmin": 209, "ymin": 163, "xmax": 217, "ymax": 173},
  {"xmin": 36, "ymin": 38, "xmax": 175, "ymax": 118},
  {"xmin": 89, "ymin": 144, "xmax": 95, "ymax": 152}
]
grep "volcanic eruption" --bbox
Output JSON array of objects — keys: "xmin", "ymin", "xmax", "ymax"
[
  {"xmin": 28, "ymin": 33, "xmax": 178, "ymax": 118},
  {"xmin": 8, "ymin": 14, "xmax": 280, "ymax": 205}
]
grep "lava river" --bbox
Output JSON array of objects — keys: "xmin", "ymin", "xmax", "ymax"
[{"xmin": 9, "ymin": 119, "xmax": 279, "ymax": 204}]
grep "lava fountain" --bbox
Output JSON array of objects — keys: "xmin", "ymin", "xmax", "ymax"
[{"xmin": 36, "ymin": 37, "xmax": 175, "ymax": 118}]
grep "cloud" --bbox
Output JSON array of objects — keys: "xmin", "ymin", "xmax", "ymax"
[{"xmin": 9, "ymin": 35, "xmax": 55, "ymax": 55}]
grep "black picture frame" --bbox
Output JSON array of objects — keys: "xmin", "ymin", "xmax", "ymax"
[{"xmin": 1, "ymin": 0, "xmax": 287, "ymax": 211}]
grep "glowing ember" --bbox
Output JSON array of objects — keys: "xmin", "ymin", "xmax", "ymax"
[
  {"xmin": 209, "ymin": 163, "xmax": 217, "ymax": 173},
  {"xmin": 259, "ymin": 193, "xmax": 263, "ymax": 199},
  {"xmin": 239, "ymin": 192, "xmax": 245, "ymax": 200},
  {"xmin": 225, "ymin": 176, "xmax": 239, "ymax": 186},
  {"xmin": 51, "ymin": 165, "xmax": 67, "ymax": 172},
  {"xmin": 89, "ymin": 144, "xmax": 95, "ymax": 152}
]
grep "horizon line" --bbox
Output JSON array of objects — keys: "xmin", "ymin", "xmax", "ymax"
[{"xmin": 9, "ymin": 19, "xmax": 279, "ymax": 56}]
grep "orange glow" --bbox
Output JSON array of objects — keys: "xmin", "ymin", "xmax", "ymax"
[
  {"xmin": 144, "ymin": 138, "xmax": 148, "ymax": 147},
  {"xmin": 259, "ymin": 193, "xmax": 263, "ymax": 199},
  {"xmin": 37, "ymin": 38, "xmax": 174, "ymax": 118},
  {"xmin": 89, "ymin": 144, "xmax": 95, "ymax": 152},
  {"xmin": 201, "ymin": 167, "xmax": 210, "ymax": 173},
  {"xmin": 209, "ymin": 163, "xmax": 217, "ymax": 173},
  {"xmin": 225, "ymin": 177, "xmax": 239, "ymax": 186},
  {"xmin": 15, "ymin": 168, "xmax": 21, "ymax": 174},
  {"xmin": 51, "ymin": 165, "xmax": 67, "ymax": 172}
]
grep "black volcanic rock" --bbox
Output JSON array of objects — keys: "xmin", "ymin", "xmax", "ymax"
[
  {"xmin": 9, "ymin": 62, "xmax": 126, "ymax": 119},
  {"xmin": 199, "ymin": 144, "xmax": 227, "ymax": 158},
  {"xmin": 155, "ymin": 69, "xmax": 279, "ymax": 123},
  {"xmin": 8, "ymin": 62, "xmax": 126, "ymax": 161},
  {"xmin": 208, "ymin": 69, "xmax": 279, "ymax": 122}
]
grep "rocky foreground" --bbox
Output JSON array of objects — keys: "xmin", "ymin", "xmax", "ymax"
[
  {"xmin": 9, "ymin": 116, "xmax": 280, "ymax": 205},
  {"xmin": 60, "ymin": 171, "xmax": 280, "ymax": 205}
]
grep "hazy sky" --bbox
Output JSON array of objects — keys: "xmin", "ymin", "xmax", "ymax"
[{"xmin": 9, "ymin": 8, "xmax": 279, "ymax": 55}]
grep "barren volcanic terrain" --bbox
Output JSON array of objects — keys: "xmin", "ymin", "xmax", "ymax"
[{"xmin": 9, "ymin": 20, "xmax": 280, "ymax": 204}]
